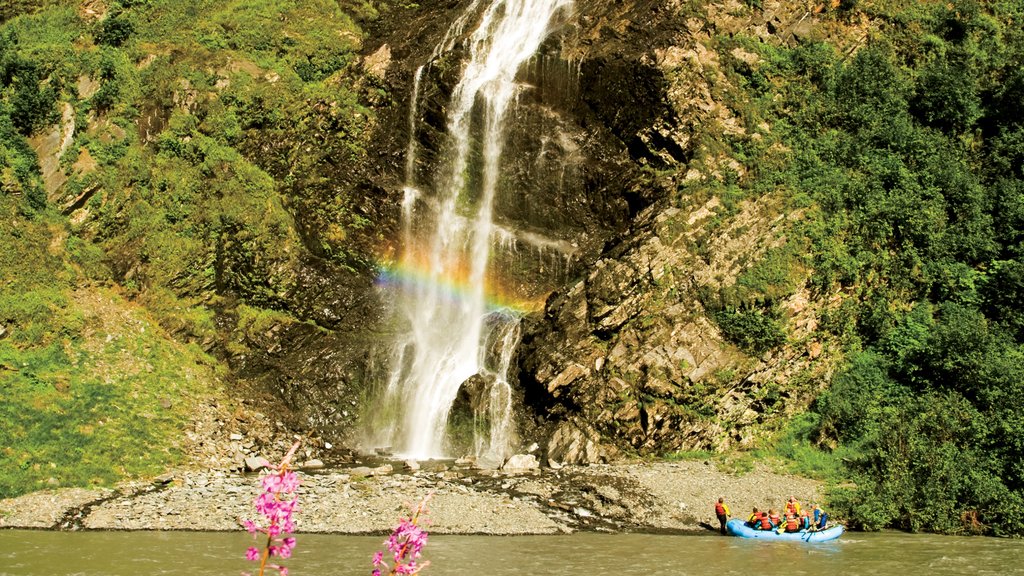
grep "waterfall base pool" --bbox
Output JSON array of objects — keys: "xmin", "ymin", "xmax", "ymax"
[{"xmin": 3, "ymin": 530, "xmax": 1024, "ymax": 576}]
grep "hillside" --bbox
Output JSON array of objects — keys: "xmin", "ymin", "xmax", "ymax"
[
  {"xmin": 2, "ymin": 0, "xmax": 1024, "ymax": 536},
  {"xmin": 1, "ymin": 0, "xmax": 391, "ymax": 497}
]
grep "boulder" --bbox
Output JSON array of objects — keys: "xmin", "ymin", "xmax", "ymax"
[
  {"xmin": 244, "ymin": 456, "xmax": 271, "ymax": 472},
  {"xmin": 348, "ymin": 466, "xmax": 373, "ymax": 478},
  {"xmin": 474, "ymin": 453, "xmax": 504, "ymax": 470},
  {"xmin": 502, "ymin": 454, "xmax": 540, "ymax": 473}
]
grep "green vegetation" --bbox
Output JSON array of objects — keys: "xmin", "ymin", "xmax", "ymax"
[
  {"xmin": 712, "ymin": 306, "xmax": 787, "ymax": 355},
  {"xmin": 0, "ymin": 0, "xmax": 392, "ymax": 497},
  {"xmin": 708, "ymin": 0, "xmax": 1024, "ymax": 535},
  {"xmin": 0, "ymin": 187, "xmax": 224, "ymax": 496},
  {"xmin": 0, "ymin": 285, "xmax": 223, "ymax": 497}
]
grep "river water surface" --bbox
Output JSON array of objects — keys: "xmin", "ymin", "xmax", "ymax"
[{"xmin": 3, "ymin": 530, "xmax": 1024, "ymax": 576}]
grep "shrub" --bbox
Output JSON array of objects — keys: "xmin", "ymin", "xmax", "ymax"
[{"xmin": 712, "ymin": 305, "xmax": 787, "ymax": 355}]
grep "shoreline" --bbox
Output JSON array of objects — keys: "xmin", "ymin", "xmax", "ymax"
[{"xmin": 0, "ymin": 460, "xmax": 823, "ymax": 535}]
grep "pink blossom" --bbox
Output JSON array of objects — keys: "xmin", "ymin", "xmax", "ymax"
[
  {"xmin": 371, "ymin": 495, "xmax": 432, "ymax": 576},
  {"xmin": 241, "ymin": 441, "xmax": 301, "ymax": 576}
]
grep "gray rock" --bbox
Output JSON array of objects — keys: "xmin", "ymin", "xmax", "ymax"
[
  {"xmin": 502, "ymin": 454, "xmax": 540, "ymax": 472},
  {"xmin": 244, "ymin": 456, "xmax": 271, "ymax": 472},
  {"xmin": 301, "ymin": 459, "xmax": 325, "ymax": 470},
  {"xmin": 547, "ymin": 421, "xmax": 606, "ymax": 465},
  {"xmin": 348, "ymin": 464, "xmax": 392, "ymax": 478},
  {"xmin": 474, "ymin": 453, "xmax": 504, "ymax": 470}
]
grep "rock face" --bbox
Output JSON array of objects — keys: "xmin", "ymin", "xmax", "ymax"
[
  {"xmin": 494, "ymin": 0, "xmax": 853, "ymax": 460},
  {"xmin": 520, "ymin": 199, "xmax": 836, "ymax": 458}
]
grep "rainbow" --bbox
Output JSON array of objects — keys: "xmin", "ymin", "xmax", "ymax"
[{"xmin": 375, "ymin": 257, "xmax": 548, "ymax": 315}]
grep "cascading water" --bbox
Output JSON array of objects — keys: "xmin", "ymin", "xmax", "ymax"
[{"xmin": 369, "ymin": 0, "xmax": 573, "ymax": 461}]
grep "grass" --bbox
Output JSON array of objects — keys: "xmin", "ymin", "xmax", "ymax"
[
  {"xmin": 0, "ymin": 282, "xmax": 222, "ymax": 498},
  {"xmin": 0, "ymin": 191, "xmax": 221, "ymax": 498}
]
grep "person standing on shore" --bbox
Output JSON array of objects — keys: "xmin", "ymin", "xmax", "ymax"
[{"xmin": 715, "ymin": 497, "xmax": 731, "ymax": 535}]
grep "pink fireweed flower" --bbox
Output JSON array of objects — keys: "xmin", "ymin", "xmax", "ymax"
[
  {"xmin": 241, "ymin": 441, "xmax": 301, "ymax": 576},
  {"xmin": 371, "ymin": 495, "xmax": 432, "ymax": 576}
]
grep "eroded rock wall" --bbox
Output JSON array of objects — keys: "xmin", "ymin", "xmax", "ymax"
[{"xmin": 514, "ymin": 0, "xmax": 854, "ymax": 463}]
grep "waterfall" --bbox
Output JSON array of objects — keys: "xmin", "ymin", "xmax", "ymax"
[{"xmin": 370, "ymin": 0, "xmax": 573, "ymax": 461}]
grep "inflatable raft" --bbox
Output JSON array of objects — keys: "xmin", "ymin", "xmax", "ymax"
[{"xmin": 726, "ymin": 518, "xmax": 844, "ymax": 542}]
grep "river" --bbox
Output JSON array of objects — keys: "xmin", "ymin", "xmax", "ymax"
[{"xmin": 3, "ymin": 530, "xmax": 1023, "ymax": 576}]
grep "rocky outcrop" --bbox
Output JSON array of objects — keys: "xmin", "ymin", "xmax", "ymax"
[
  {"xmin": 520, "ymin": 195, "xmax": 837, "ymax": 458},
  {"xmin": 511, "ymin": 0, "xmax": 852, "ymax": 460}
]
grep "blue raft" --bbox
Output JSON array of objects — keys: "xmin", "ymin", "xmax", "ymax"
[{"xmin": 726, "ymin": 518, "xmax": 844, "ymax": 542}]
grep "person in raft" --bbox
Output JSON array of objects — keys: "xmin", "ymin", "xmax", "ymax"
[
  {"xmin": 767, "ymin": 508, "xmax": 782, "ymax": 530},
  {"xmin": 785, "ymin": 495, "xmax": 802, "ymax": 516},
  {"xmin": 746, "ymin": 507, "xmax": 761, "ymax": 528},
  {"xmin": 715, "ymin": 497, "xmax": 731, "ymax": 535},
  {"xmin": 756, "ymin": 510, "xmax": 773, "ymax": 530},
  {"xmin": 783, "ymin": 510, "xmax": 801, "ymax": 533},
  {"xmin": 812, "ymin": 503, "xmax": 829, "ymax": 529},
  {"xmin": 799, "ymin": 508, "xmax": 813, "ymax": 531}
]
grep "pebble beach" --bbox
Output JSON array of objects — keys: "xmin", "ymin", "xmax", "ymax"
[{"xmin": 0, "ymin": 460, "xmax": 823, "ymax": 535}]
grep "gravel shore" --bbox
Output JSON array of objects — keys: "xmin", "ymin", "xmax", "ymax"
[{"xmin": 0, "ymin": 459, "xmax": 822, "ymax": 534}]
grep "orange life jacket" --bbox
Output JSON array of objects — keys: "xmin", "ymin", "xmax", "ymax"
[
  {"xmin": 758, "ymin": 513, "xmax": 772, "ymax": 530},
  {"xmin": 785, "ymin": 513, "xmax": 799, "ymax": 532},
  {"xmin": 715, "ymin": 502, "xmax": 726, "ymax": 516}
]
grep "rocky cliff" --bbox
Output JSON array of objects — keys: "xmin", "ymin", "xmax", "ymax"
[
  {"xmin": 362, "ymin": 0, "xmax": 860, "ymax": 463},
  {"xmin": 12, "ymin": 0, "xmax": 862, "ymax": 466}
]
